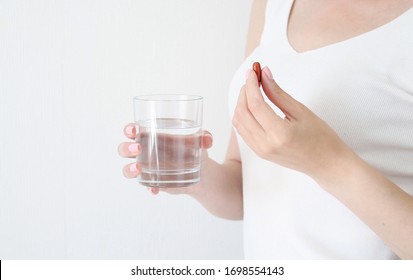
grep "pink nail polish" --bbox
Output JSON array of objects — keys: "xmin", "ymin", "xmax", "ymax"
[
  {"xmin": 128, "ymin": 143, "xmax": 140, "ymax": 153},
  {"xmin": 125, "ymin": 125, "xmax": 135, "ymax": 135},
  {"xmin": 263, "ymin": 66, "xmax": 274, "ymax": 80},
  {"xmin": 129, "ymin": 163, "xmax": 138, "ymax": 173}
]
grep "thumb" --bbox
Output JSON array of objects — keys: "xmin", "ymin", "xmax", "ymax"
[
  {"xmin": 201, "ymin": 130, "xmax": 213, "ymax": 149},
  {"xmin": 261, "ymin": 66, "xmax": 304, "ymax": 120}
]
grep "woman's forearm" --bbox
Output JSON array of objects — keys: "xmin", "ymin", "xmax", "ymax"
[
  {"xmin": 314, "ymin": 150, "xmax": 413, "ymax": 259},
  {"xmin": 190, "ymin": 156, "xmax": 243, "ymax": 220}
]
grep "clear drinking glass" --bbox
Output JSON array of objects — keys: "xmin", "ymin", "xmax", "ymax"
[{"xmin": 134, "ymin": 94, "xmax": 203, "ymax": 188}]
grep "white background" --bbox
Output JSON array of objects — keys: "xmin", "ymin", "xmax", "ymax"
[{"xmin": 0, "ymin": 0, "xmax": 252, "ymax": 259}]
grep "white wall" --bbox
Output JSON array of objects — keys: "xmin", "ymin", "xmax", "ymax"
[{"xmin": 0, "ymin": 0, "xmax": 252, "ymax": 259}]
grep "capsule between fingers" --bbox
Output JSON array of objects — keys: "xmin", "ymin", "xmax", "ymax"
[{"xmin": 252, "ymin": 62, "xmax": 262, "ymax": 83}]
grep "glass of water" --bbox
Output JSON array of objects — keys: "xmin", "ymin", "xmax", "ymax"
[{"xmin": 133, "ymin": 94, "xmax": 203, "ymax": 188}]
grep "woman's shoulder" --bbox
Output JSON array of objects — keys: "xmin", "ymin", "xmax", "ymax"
[{"xmin": 245, "ymin": 0, "xmax": 268, "ymax": 57}]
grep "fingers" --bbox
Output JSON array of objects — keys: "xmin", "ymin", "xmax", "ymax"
[
  {"xmin": 123, "ymin": 162, "xmax": 141, "ymax": 178},
  {"xmin": 123, "ymin": 123, "xmax": 137, "ymax": 140},
  {"xmin": 201, "ymin": 130, "xmax": 213, "ymax": 149},
  {"xmin": 244, "ymin": 69, "xmax": 285, "ymax": 132},
  {"xmin": 232, "ymin": 84, "xmax": 269, "ymax": 154},
  {"xmin": 261, "ymin": 66, "xmax": 304, "ymax": 120},
  {"xmin": 232, "ymin": 83, "xmax": 266, "ymax": 140},
  {"xmin": 118, "ymin": 142, "xmax": 141, "ymax": 158},
  {"xmin": 148, "ymin": 187, "xmax": 160, "ymax": 195}
]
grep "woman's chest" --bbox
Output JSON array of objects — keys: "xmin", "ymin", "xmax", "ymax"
[{"xmin": 287, "ymin": 0, "xmax": 413, "ymax": 53}]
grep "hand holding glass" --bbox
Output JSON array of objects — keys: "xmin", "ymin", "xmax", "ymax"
[{"xmin": 134, "ymin": 95, "xmax": 203, "ymax": 188}]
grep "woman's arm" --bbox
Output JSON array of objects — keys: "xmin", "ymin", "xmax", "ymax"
[
  {"xmin": 316, "ymin": 152, "xmax": 413, "ymax": 260},
  {"xmin": 190, "ymin": 0, "xmax": 269, "ymax": 220},
  {"xmin": 190, "ymin": 131, "xmax": 243, "ymax": 220},
  {"xmin": 191, "ymin": 0, "xmax": 268, "ymax": 219},
  {"xmin": 119, "ymin": 0, "xmax": 268, "ymax": 220},
  {"xmin": 233, "ymin": 65, "xmax": 413, "ymax": 258},
  {"xmin": 191, "ymin": 0, "xmax": 269, "ymax": 219}
]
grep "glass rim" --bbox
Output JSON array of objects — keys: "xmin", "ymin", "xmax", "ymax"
[{"xmin": 134, "ymin": 94, "xmax": 203, "ymax": 102}]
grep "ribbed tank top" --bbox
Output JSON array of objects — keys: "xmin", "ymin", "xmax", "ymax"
[{"xmin": 228, "ymin": 0, "xmax": 413, "ymax": 259}]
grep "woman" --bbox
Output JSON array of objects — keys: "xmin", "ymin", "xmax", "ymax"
[{"xmin": 119, "ymin": 0, "xmax": 413, "ymax": 259}]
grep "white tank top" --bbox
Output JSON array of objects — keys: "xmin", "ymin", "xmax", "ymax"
[{"xmin": 228, "ymin": 0, "xmax": 413, "ymax": 259}]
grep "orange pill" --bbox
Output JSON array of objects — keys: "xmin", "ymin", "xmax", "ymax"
[{"xmin": 252, "ymin": 62, "xmax": 261, "ymax": 83}]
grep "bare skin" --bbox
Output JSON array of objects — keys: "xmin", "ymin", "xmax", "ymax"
[
  {"xmin": 118, "ymin": 124, "xmax": 243, "ymax": 220},
  {"xmin": 119, "ymin": 0, "xmax": 413, "ymax": 258},
  {"xmin": 287, "ymin": 0, "xmax": 413, "ymax": 53}
]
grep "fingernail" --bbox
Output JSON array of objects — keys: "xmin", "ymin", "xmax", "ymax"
[
  {"xmin": 245, "ymin": 69, "xmax": 252, "ymax": 80},
  {"xmin": 129, "ymin": 163, "xmax": 139, "ymax": 173},
  {"xmin": 128, "ymin": 143, "xmax": 140, "ymax": 153},
  {"xmin": 125, "ymin": 125, "xmax": 135, "ymax": 135},
  {"xmin": 263, "ymin": 66, "xmax": 273, "ymax": 80}
]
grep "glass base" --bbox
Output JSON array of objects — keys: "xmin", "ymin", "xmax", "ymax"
[{"xmin": 138, "ymin": 168, "xmax": 200, "ymax": 188}]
